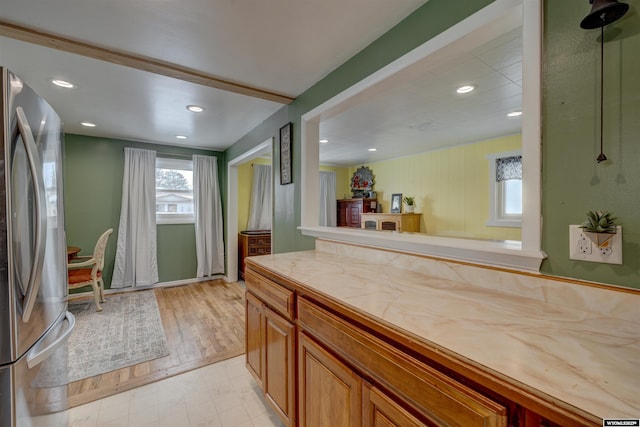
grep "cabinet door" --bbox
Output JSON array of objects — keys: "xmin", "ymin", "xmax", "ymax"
[
  {"xmin": 337, "ymin": 201, "xmax": 348, "ymax": 226},
  {"xmin": 348, "ymin": 205, "xmax": 361, "ymax": 227},
  {"xmin": 264, "ymin": 306, "xmax": 295, "ymax": 427},
  {"xmin": 363, "ymin": 382, "xmax": 433, "ymax": 427},
  {"xmin": 298, "ymin": 332, "xmax": 362, "ymax": 427},
  {"xmin": 245, "ymin": 292, "xmax": 263, "ymax": 386}
]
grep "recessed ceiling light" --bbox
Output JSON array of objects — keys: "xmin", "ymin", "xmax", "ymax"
[
  {"xmin": 456, "ymin": 84, "xmax": 476, "ymax": 94},
  {"xmin": 368, "ymin": 148, "xmax": 377, "ymax": 152},
  {"xmin": 52, "ymin": 79, "xmax": 75, "ymax": 89},
  {"xmin": 176, "ymin": 135, "xmax": 188, "ymax": 140},
  {"xmin": 507, "ymin": 110, "xmax": 523, "ymax": 117},
  {"xmin": 319, "ymin": 139, "xmax": 329, "ymax": 144},
  {"xmin": 81, "ymin": 122, "xmax": 96, "ymax": 127},
  {"xmin": 186, "ymin": 105, "xmax": 205, "ymax": 113}
]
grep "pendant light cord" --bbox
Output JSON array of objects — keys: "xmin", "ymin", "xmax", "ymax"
[{"xmin": 599, "ymin": 24, "xmax": 605, "ymax": 161}]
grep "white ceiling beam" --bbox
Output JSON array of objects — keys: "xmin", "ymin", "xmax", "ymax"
[{"xmin": 0, "ymin": 19, "xmax": 295, "ymax": 105}]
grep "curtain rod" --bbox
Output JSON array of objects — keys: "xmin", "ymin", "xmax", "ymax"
[
  {"xmin": 156, "ymin": 151, "xmax": 194, "ymax": 159},
  {"xmin": 122, "ymin": 147, "xmax": 195, "ymax": 159}
]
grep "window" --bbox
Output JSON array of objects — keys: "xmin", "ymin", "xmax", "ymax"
[
  {"xmin": 43, "ymin": 162, "xmax": 58, "ymax": 217},
  {"xmin": 156, "ymin": 157, "xmax": 194, "ymax": 224},
  {"xmin": 487, "ymin": 151, "xmax": 522, "ymax": 228}
]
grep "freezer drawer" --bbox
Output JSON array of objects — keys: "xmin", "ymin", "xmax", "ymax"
[{"xmin": 0, "ymin": 310, "xmax": 74, "ymax": 427}]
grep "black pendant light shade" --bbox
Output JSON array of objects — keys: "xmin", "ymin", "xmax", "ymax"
[
  {"xmin": 580, "ymin": 0, "xmax": 629, "ymax": 29},
  {"xmin": 581, "ymin": 0, "xmax": 630, "ymax": 163}
]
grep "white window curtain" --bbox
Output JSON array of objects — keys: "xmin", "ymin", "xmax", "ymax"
[
  {"xmin": 247, "ymin": 164, "xmax": 272, "ymax": 230},
  {"xmin": 319, "ymin": 171, "xmax": 337, "ymax": 227},
  {"xmin": 193, "ymin": 155, "xmax": 224, "ymax": 277},
  {"xmin": 112, "ymin": 148, "xmax": 158, "ymax": 288}
]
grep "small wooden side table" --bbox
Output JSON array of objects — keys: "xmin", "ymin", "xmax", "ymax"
[{"xmin": 67, "ymin": 246, "xmax": 81, "ymax": 262}]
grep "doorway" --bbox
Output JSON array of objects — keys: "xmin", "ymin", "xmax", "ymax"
[{"xmin": 226, "ymin": 138, "xmax": 273, "ymax": 282}]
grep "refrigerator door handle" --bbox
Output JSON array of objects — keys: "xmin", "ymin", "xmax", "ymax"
[
  {"xmin": 26, "ymin": 311, "xmax": 75, "ymax": 369},
  {"xmin": 15, "ymin": 106, "xmax": 48, "ymax": 323}
]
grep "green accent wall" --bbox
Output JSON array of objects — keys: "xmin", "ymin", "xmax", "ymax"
[
  {"xmin": 541, "ymin": 0, "xmax": 640, "ymax": 288},
  {"xmin": 225, "ymin": 0, "xmax": 494, "ymax": 255},
  {"xmin": 226, "ymin": 0, "xmax": 640, "ymax": 289},
  {"xmin": 64, "ymin": 134, "xmax": 223, "ymax": 290},
  {"xmin": 225, "ymin": 106, "xmax": 312, "ymax": 254}
]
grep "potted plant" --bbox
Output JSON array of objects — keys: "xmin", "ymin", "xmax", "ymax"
[
  {"xmin": 579, "ymin": 210, "xmax": 617, "ymax": 246},
  {"xmin": 403, "ymin": 196, "xmax": 415, "ymax": 213}
]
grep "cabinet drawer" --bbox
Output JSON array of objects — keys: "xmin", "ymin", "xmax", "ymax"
[
  {"xmin": 380, "ymin": 220, "xmax": 397, "ymax": 231},
  {"xmin": 249, "ymin": 246, "xmax": 271, "ymax": 256},
  {"xmin": 245, "ymin": 269, "xmax": 294, "ymax": 320},
  {"xmin": 298, "ymin": 297, "xmax": 507, "ymax": 427},
  {"xmin": 248, "ymin": 236, "xmax": 271, "ymax": 246}
]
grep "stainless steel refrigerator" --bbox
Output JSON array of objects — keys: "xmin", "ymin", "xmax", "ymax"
[{"xmin": 0, "ymin": 68, "xmax": 75, "ymax": 426}]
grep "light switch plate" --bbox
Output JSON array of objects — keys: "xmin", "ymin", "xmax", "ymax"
[{"xmin": 569, "ymin": 225, "xmax": 622, "ymax": 264}]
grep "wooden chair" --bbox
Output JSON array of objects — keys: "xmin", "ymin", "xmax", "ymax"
[{"xmin": 68, "ymin": 228, "xmax": 113, "ymax": 312}]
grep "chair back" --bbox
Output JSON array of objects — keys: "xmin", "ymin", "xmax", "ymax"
[{"xmin": 92, "ymin": 228, "xmax": 113, "ymax": 272}]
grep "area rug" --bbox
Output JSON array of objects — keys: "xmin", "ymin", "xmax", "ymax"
[{"xmin": 36, "ymin": 290, "xmax": 169, "ymax": 387}]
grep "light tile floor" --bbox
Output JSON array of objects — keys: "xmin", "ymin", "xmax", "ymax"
[{"xmin": 36, "ymin": 356, "xmax": 285, "ymax": 427}]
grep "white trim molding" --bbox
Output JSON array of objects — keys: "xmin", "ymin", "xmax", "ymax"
[{"xmin": 300, "ymin": 0, "xmax": 547, "ymax": 272}]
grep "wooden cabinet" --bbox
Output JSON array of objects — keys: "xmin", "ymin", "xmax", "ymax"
[
  {"xmin": 298, "ymin": 332, "xmax": 362, "ymax": 427},
  {"xmin": 363, "ymin": 383, "xmax": 428, "ymax": 427},
  {"xmin": 337, "ymin": 198, "xmax": 377, "ymax": 227},
  {"xmin": 245, "ymin": 291, "xmax": 263, "ymax": 386},
  {"xmin": 264, "ymin": 306, "xmax": 295, "ymax": 425},
  {"xmin": 244, "ymin": 263, "xmax": 589, "ymax": 427},
  {"xmin": 360, "ymin": 213, "xmax": 422, "ymax": 232},
  {"xmin": 297, "ymin": 297, "xmax": 507, "ymax": 427},
  {"xmin": 244, "ymin": 269, "xmax": 295, "ymax": 427},
  {"xmin": 238, "ymin": 231, "xmax": 271, "ymax": 280},
  {"xmin": 299, "ymin": 327, "xmax": 437, "ymax": 427}
]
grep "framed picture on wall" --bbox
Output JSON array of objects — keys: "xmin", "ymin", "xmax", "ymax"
[
  {"xmin": 280, "ymin": 122, "xmax": 292, "ymax": 185},
  {"xmin": 391, "ymin": 193, "xmax": 402, "ymax": 213}
]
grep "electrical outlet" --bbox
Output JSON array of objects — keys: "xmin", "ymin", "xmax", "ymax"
[
  {"xmin": 569, "ymin": 225, "xmax": 623, "ymax": 264},
  {"xmin": 577, "ymin": 234, "xmax": 592, "ymax": 254},
  {"xmin": 599, "ymin": 246, "xmax": 612, "ymax": 256}
]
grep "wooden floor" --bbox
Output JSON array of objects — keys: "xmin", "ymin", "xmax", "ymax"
[{"xmin": 66, "ymin": 280, "xmax": 246, "ymax": 408}]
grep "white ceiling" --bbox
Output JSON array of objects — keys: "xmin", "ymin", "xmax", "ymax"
[
  {"xmin": 0, "ymin": 0, "xmax": 427, "ymax": 150},
  {"xmin": 1, "ymin": 1, "xmax": 523, "ymax": 165},
  {"xmin": 319, "ymin": 25, "xmax": 523, "ymax": 166}
]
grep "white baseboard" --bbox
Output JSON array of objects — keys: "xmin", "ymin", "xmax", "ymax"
[{"xmin": 67, "ymin": 275, "xmax": 226, "ymax": 300}]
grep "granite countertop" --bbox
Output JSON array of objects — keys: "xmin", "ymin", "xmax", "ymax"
[{"xmin": 247, "ymin": 249, "xmax": 640, "ymax": 420}]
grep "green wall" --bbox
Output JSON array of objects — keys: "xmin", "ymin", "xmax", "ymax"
[
  {"xmin": 225, "ymin": 0, "xmax": 640, "ymax": 289},
  {"xmin": 64, "ymin": 134, "xmax": 223, "ymax": 290},
  {"xmin": 225, "ymin": 106, "xmax": 313, "ymax": 253},
  {"xmin": 541, "ymin": 0, "xmax": 640, "ymax": 288},
  {"xmin": 225, "ymin": 0, "xmax": 494, "ymax": 255}
]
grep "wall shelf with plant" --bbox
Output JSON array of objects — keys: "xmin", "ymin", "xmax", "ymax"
[{"xmin": 579, "ymin": 210, "xmax": 618, "ymax": 247}]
